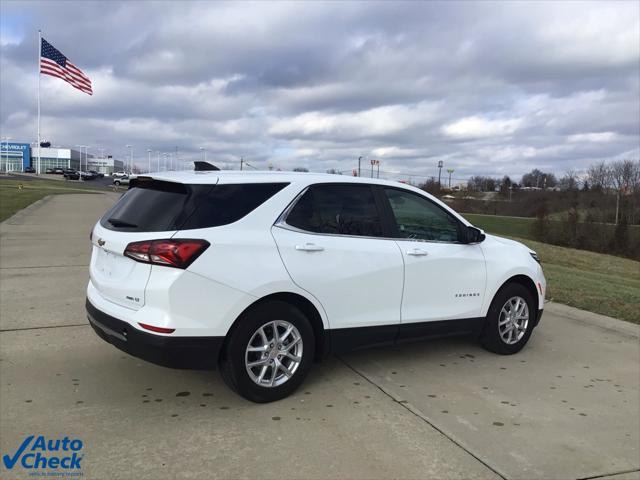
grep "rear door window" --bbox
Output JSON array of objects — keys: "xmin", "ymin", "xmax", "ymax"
[
  {"xmin": 101, "ymin": 180, "xmax": 288, "ymax": 232},
  {"xmin": 285, "ymin": 184, "xmax": 383, "ymax": 237}
]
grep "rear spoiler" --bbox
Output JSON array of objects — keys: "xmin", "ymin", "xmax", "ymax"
[{"xmin": 194, "ymin": 161, "xmax": 220, "ymax": 171}]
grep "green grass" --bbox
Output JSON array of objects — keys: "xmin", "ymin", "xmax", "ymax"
[
  {"xmin": 513, "ymin": 238, "xmax": 639, "ymax": 324},
  {"xmin": 462, "ymin": 213, "xmax": 640, "ymax": 323},
  {"xmin": 463, "ymin": 213, "xmax": 535, "ymax": 240},
  {"xmin": 0, "ymin": 178, "xmax": 105, "ymax": 222}
]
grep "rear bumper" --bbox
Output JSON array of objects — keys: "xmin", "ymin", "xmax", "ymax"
[{"xmin": 86, "ymin": 299, "xmax": 223, "ymax": 370}]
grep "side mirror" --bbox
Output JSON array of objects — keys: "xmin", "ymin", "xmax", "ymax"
[{"xmin": 465, "ymin": 226, "xmax": 486, "ymax": 244}]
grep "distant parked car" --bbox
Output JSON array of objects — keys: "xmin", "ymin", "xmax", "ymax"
[
  {"xmin": 79, "ymin": 171, "xmax": 97, "ymax": 180},
  {"xmin": 63, "ymin": 170, "xmax": 80, "ymax": 180},
  {"xmin": 89, "ymin": 170, "xmax": 104, "ymax": 178},
  {"xmin": 112, "ymin": 171, "xmax": 128, "ymax": 178},
  {"xmin": 113, "ymin": 175, "xmax": 136, "ymax": 186},
  {"xmin": 53, "ymin": 168, "xmax": 65, "ymax": 174},
  {"xmin": 45, "ymin": 168, "xmax": 55, "ymax": 174},
  {"xmin": 24, "ymin": 167, "xmax": 36, "ymax": 173}
]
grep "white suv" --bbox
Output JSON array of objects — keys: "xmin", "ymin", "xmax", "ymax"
[{"xmin": 87, "ymin": 172, "xmax": 545, "ymax": 402}]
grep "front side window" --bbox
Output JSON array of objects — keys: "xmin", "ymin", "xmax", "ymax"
[
  {"xmin": 286, "ymin": 184, "xmax": 383, "ymax": 237},
  {"xmin": 384, "ymin": 188, "xmax": 461, "ymax": 242}
]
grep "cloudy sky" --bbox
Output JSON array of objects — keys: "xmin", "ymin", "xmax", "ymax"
[{"xmin": 1, "ymin": 1, "xmax": 638, "ymax": 181}]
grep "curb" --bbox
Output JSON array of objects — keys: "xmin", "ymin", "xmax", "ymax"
[{"xmin": 545, "ymin": 301, "xmax": 639, "ymax": 338}]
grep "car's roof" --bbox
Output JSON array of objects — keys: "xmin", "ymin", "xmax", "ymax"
[{"xmin": 142, "ymin": 170, "xmax": 412, "ymax": 189}]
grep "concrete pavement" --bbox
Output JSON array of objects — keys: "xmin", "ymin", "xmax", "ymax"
[{"xmin": 1, "ymin": 193, "xmax": 639, "ymax": 480}]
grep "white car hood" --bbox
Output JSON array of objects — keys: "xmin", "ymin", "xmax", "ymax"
[{"xmin": 484, "ymin": 234, "xmax": 533, "ymax": 253}]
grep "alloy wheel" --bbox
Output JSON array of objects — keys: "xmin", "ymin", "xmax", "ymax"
[
  {"xmin": 498, "ymin": 296, "xmax": 529, "ymax": 345},
  {"xmin": 245, "ymin": 320, "xmax": 303, "ymax": 388}
]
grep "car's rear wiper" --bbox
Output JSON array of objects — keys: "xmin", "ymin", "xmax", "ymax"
[{"xmin": 108, "ymin": 217, "xmax": 138, "ymax": 228}]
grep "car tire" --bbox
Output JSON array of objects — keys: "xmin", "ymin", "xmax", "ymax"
[
  {"xmin": 480, "ymin": 283, "xmax": 536, "ymax": 355},
  {"xmin": 220, "ymin": 300, "xmax": 315, "ymax": 403},
  {"xmin": 114, "ymin": 181, "xmax": 120, "ymax": 186}
]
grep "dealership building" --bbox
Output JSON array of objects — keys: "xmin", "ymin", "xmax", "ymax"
[{"xmin": 0, "ymin": 142, "xmax": 123, "ymax": 174}]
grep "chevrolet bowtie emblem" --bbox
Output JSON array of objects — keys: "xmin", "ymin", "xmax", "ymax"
[{"xmin": 97, "ymin": 238, "xmax": 106, "ymax": 247}]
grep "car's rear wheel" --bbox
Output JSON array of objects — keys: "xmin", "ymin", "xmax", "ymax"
[
  {"xmin": 114, "ymin": 180, "xmax": 120, "ymax": 186},
  {"xmin": 220, "ymin": 300, "xmax": 315, "ymax": 403},
  {"xmin": 480, "ymin": 283, "xmax": 535, "ymax": 355}
]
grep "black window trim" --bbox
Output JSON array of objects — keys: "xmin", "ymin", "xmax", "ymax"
[
  {"xmin": 375, "ymin": 185, "xmax": 468, "ymax": 244},
  {"xmin": 274, "ymin": 182, "xmax": 394, "ymax": 240}
]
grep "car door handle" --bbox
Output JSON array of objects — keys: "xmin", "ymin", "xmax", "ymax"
[
  {"xmin": 295, "ymin": 243, "xmax": 325, "ymax": 252},
  {"xmin": 407, "ymin": 248, "xmax": 429, "ymax": 256}
]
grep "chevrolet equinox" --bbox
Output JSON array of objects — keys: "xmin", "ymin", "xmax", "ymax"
[{"xmin": 87, "ymin": 172, "xmax": 546, "ymax": 402}]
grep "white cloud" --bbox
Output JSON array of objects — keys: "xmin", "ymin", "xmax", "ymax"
[
  {"xmin": 269, "ymin": 102, "xmax": 440, "ymax": 139},
  {"xmin": 567, "ymin": 132, "xmax": 618, "ymax": 143},
  {"xmin": 442, "ymin": 116, "xmax": 522, "ymax": 139}
]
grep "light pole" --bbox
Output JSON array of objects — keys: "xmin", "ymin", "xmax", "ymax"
[
  {"xmin": 126, "ymin": 145, "xmax": 133, "ymax": 173},
  {"xmin": 156, "ymin": 151, "xmax": 160, "ymax": 172},
  {"xmin": 369, "ymin": 159, "xmax": 380, "ymax": 178},
  {"xmin": 447, "ymin": 168, "xmax": 454, "ymax": 188},
  {"xmin": 437, "ymin": 160, "xmax": 443, "ymax": 187},
  {"xmin": 358, "ymin": 156, "xmax": 362, "ymax": 177},
  {"xmin": 200, "ymin": 147, "xmax": 206, "ymax": 163},
  {"xmin": 85, "ymin": 146, "xmax": 90, "ymax": 176},
  {"xmin": 75, "ymin": 145, "xmax": 85, "ymax": 179},
  {"xmin": 147, "ymin": 149, "xmax": 152, "ymax": 173}
]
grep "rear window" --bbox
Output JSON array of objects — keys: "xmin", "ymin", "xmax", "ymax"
[{"xmin": 101, "ymin": 180, "xmax": 288, "ymax": 232}]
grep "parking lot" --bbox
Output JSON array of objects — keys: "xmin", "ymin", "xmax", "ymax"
[{"xmin": 1, "ymin": 192, "xmax": 639, "ymax": 480}]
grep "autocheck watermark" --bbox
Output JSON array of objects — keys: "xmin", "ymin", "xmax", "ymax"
[{"xmin": 2, "ymin": 435, "xmax": 84, "ymax": 477}]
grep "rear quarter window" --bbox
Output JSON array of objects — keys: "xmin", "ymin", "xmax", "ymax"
[
  {"xmin": 180, "ymin": 183, "xmax": 288, "ymax": 230},
  {"xmin": 101, "ymin": 181, "xmax": 288, "ymax": 232}
]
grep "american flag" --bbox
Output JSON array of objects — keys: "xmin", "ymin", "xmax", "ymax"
[{"xmin": 40, "ymin": 38, "xmax": 93, "ymax": 95}]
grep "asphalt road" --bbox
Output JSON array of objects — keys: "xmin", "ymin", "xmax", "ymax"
[{"xmin": 1, "ymin": 193, "xmax": 638, "ymax": 480}]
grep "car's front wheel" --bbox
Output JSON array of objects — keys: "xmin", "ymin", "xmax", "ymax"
[
  {"xmin": 480, "ymin": 283, "xmax": 536, "ymax": 355},
  {"xmin": 220, "ymin": 300, "xmax": 315, "ymax": 402}
]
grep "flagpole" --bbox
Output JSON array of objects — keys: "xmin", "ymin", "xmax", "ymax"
[{"xmin": 37, "ymin": 30, "xmax": 41, "ymax": 175}]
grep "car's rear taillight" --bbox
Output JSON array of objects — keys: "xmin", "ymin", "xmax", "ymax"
[{"xmin": 124, "ymin": 239, "xmax": 210, "ymax": 269}]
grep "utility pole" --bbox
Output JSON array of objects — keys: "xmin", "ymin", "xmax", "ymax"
[
  {"xmin": 377, "ymin": 161, "xmax": 380, "ymax": 178},
  {"xmin": 447, "ymin": 168, "xmax": 454, "ymax": 188},
  {"xmin": 147, "ymin": 149, "xmax": 152, "ymax": 173},
  {"xmin": 126, "ymin": 145, "xmax": 132, "ymax": 173},
  {"xmin": 240, "ymin": 157, "xmax": 243, "ymax": 171},
  {"xmin": 358, "ymin": 156, "xmax": 362, "ymax": 177},
  {"xmin": 437, "ymin": 160, "xmax": 443, "ymax": 186}
]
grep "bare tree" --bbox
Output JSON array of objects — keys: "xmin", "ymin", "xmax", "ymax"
[
  {"xmin": 559, "ymin": 169, "xmax": 579, "ymax": 191},
  {"xmin": 586, "ymin": 161, "xmax": 611, "ymax": 191},
  {"xmin": 610, "ymin": 159, "xmax": 635, "ymax": 192}
]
